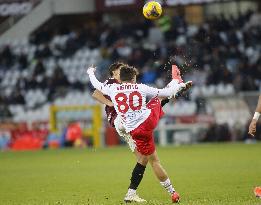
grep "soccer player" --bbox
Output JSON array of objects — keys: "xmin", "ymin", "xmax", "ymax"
[
  {"xmin": 87, "ymin": 65, "xmax": 192, "ymax": 203},
  {"xmin": 91, "ymin": 62, "xmax": 123, "ymax": 127},
  {"xmin": 90, "ymin": 62, "xmax": 190, "ymax": 202},
  {"xmin": 91, "ymin": 63, "xmax": 188, "ymax": 128},
  {"xmin": 248, "ymin": 95, "xmax": 261, "ymax": 137},
  {"xmin": 91, "ymin": 62, "xmax": 189, "ymax": 144},
  {"xmin": 249, "ymin": 95, "xmax": 261, "ymax": 199}
]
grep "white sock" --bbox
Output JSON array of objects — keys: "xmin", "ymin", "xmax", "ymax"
[
  {"xmin": 127, "ymin": 188, "xmax": 136, "ymax": 196},
  {"xmin": 160, "ymin": 178, "xmax": 175, "ymax": 194},
  {"xmin": 166, "ymin": 79, "xmax": 179, "ymax": 88}
]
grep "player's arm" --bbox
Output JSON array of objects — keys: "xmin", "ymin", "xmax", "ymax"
[
  {"xmin": 140, "ymin": 83, "xmax": 183, "ymax": 98},
  {"xmin": 248, "ymin": 95, "xmax": 261, "ymax": 137},
  {"xmin": 92, "ymin": 90, "xmax": 113, "ymax": 107},
  {"xmin": 86, "ymin": 66, "xmax": 111, "ymax": 96}
]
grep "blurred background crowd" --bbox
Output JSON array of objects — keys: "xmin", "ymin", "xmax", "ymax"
[{"xmin": 0, "ymin": 0, "xmax": 260, "ymax": 150}]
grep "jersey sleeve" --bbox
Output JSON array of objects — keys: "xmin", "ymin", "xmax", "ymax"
[
  {"xmin": 91, "ymin": 78, "xmax": 118, "ymax": 94},
  {"xmin": 140, "ymin": 84, "xmax": 179, "ymax": 98},
  {"xmin": 88, "ymin": 72, "xmax": 111, "ymax": 95}
]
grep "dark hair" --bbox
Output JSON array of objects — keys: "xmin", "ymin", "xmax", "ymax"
[
  {"xmin": 109, "ymin": 62, "xmax": 124, "ymax": 77},
  {"xmin": 120, "ymin": 66, "xmax": 139, "ymax": 82}
]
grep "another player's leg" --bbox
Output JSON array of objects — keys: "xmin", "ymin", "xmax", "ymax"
[
  {"xmin": 124, "ymin": 151, "xmax": 148, "ymax": 203},
  {"xmin": 148, "ymin": 151, "xmax": 180, "ymax": 203}
]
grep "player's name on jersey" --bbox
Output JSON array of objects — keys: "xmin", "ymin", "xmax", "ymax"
[{"xmin": 117, "ymin": 84, "xmax": 138, "ymax": 91}]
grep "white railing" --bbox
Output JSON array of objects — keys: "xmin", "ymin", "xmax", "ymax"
[{"xmin": 156, "ymin": 123, "xmax": 209, "ymax": 145}]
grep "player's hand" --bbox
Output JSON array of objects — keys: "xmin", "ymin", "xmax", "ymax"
[
  {"xmin": 86, "ymin": 65, "xmax": 96, "ymax": 75},
  {"xmin": 248, "ymin": 119, "xmax": 257, "ymax": 137}
]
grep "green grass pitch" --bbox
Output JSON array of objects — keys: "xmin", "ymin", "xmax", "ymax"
[{"xmin": 0, "ymin": 143, "xmax": 260, "ymax": 205}]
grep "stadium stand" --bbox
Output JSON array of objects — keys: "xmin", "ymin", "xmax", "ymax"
[{"xmin": 0, "ymin": 5, "xmax": 260, "ymax": 149}]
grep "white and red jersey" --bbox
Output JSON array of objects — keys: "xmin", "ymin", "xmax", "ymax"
[{"xmin": 88, "ymin": 71, "xmax": 181, "ymax": 132}]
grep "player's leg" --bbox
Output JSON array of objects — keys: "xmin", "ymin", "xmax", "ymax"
[
  {"xmin": 125, "ymin": 117, "xmax": 158, "ymax": 203},
  {"xmin": 148, "ymin": 151, "xmax": 180, "ymax": 203},
  {"xmin": 124, "ymin": 150, "xmax": 148, "ymax": 203},
  {"xmin": 114, "ymin": 116, "xmax": 148, "ymax": 202},
  {"xmin": 160, "ymin": 65, "xmax": 192, "ymax": 107},
  {"xmin": 144, "ymin": 96, "xmax": 181, "ymax": 202},
  {"xmin": 114, "ymin": 114, "xmax": 148, "ymax": 202},
  {"xmin": 135, "ymin": 149, "xmax": 149, "ymax": 166},
  {"xmin": 126, "ymin": 93, "xmax": 181, "ymax": 203},
  {"xmin": 148, "ymin": 150, "xmax": 168, "ymax": 181}
]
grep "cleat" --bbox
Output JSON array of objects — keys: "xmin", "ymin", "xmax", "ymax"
[
  {"xmin": 167, "ymin": 81, "xmax": 192, "ymax": 100},
  {"xmin": 171, "ymin": 192, "xmax": 180, "ymax": 203},
  {"xmin": 164, "ymin": 64, "xmax": 192, "ymax": 100},
  {"xmin": 167, "ymin": 64, "xmax": 192, "ymax": 99},
  {"xmin": 172, "ymin": 65, "xmax": 183, "ymax": 83},
  {"xmin": 174, "ymin": 81, "xmax": 192, "ymax": 99},
  {"xmin": 124, "ymin": 193, "xmax": 147, "ymax": 203},
  {"xmin": 254, "ymin": 186, "xmax": 261, "ymax": 198}
]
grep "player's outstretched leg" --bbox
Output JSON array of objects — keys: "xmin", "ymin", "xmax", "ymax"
[
  {"xmin": 169, "ymin": 65, "xmax": 193, "ymax": 98},
  {"xmin": 124, "ymin": 152, "xmax": 148, "ymax": 203},
  {"xmin": 148, "ymin": 151, "xmax": 180, "ymax": 203},
  {"xmin": 161, "ymin": 65, "xmax": 192, "ymax": 107},
  {"xmin": 161, "ymin": 80, "xmax": 192, "ymax": 107},
  {"xmin": 174, "ymin": 80, "xmax": 192, "ymax": 99},
  {"xmin": 172, "ymin": 65, "xmax": 183, "ymax": 83}
]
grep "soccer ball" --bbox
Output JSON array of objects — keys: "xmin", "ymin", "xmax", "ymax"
[{"xmin": 143, "ymin": 1, "xmax": 162, "ymax": 20}]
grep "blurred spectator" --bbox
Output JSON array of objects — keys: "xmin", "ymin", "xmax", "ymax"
[
  {"xmin": 195, "ymin": 95, "xmax": 206, "ymax": 114},
  {"xmin": 0, "ymin": 46, "xmax": 14, "ymax": 68},
  {"xmin": 34, "ymin": 44, "xmax": 52, "ymax": 59},
  {"xmin": 47, "ymin": 66, "xmax": 69, "ymax": 101},
  {"xmin": 0, "ymin": 104, "xmax": 12, "ymax": 120},
  {"xmin": 10, "ymin": 90, "xmax": 25, "ymax": 105},
  {"xmin": 2, "ymin": 11, "xmax": 260, "ymax": 100},
  {"xmin": 52, "ymin": 66, "xmax": 69, "ymax": 88},
  {"xmin": 0, "ymin": 9, "xmax": 260, "ymax": 140},
  {"xmin": 203, "ymin": 123, "xmax": 232, "ymax": 142},
  {"xmin": 65, "ymin": 122, "xmax": 83, "ymax": 147},
  {"xmin": 17, "ymin": 54, "xmax": 28, "ymax": 70},
  {"xmin": 33, "ymin": 60, "xmax": 45, "ymax": 76}
]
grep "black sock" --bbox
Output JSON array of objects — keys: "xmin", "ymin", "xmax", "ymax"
[
  {"xmin": 161, "ymin": 98, "xmax": 170, "ymax": 107},
  {"xmin": 129, "ymin": 163, "xmax": 146, "ymax": 190}
]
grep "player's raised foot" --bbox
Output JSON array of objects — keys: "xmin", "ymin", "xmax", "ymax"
[
  {"xmin": 174, "ymin": 81, "xmax": 193, "ymax": 99},
  {"xmin": 171, "ymin": 192, "xmax": 180, "ymax": 203},
  {"xmin": 124, "ymin": 193, "xmax": 147, "ymax": 203},
  {"xmin": 172, "ymin": 65, "xmax": 183, "ymax": 83},
  {"xmin": 167, "ymin": 81, "xmax": 192, "ymax": 100}
]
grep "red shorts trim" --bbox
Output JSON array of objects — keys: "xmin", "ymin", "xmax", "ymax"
[{"xmin": 130, "ymin": 97, "xmax": 164, "ymax": 155}]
